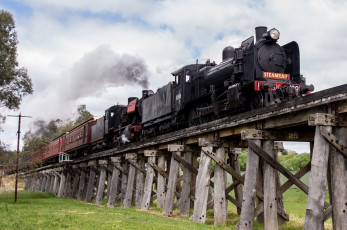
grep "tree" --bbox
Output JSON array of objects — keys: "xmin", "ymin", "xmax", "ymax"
[
  {"xmin": 239, "ymin": 150, "xmax": 248, "ymax": 171},
  {"xmin": 237, "ymin": 149, "xmax": 309, "ymax": 171},
  {"xmin": 29, "ymin": 119, "xmax": 61, "ymax": 138},
  {"xmin": 22, "ymin": 105, "xmax": 94, "ymax": 153},
  {"xmin": 281, "ymin": 149, "xmax": 289, "ymax": 155},
  {"xmin": 22, "ymin": 135, "xmax": 50, "ymax": 153},
  {"xmin": 0, "ymin": 142, "xmax": 17, "ymax": 175},
  {"xmin": 50, "ymin": 121, "xmax": 74, "ymax": 139},
  {"xmin": 0, "ymin": 10, "xmax": 33, "ymax": 110},
  {"xmin": 75, "ymin": 104, "xmax": 93, "ymax": 125},
  {"xmin": 0, "ymin": 142, "xmax": 16, "ymax": 165}
]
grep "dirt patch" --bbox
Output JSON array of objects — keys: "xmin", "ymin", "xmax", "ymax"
[
  {"xmin": 0, "ymin": 174, "xmax": 24, "ymax": 193},
  {"xmin": 140, "ymin": 208, "xmax": 191, "ymax": 222}
]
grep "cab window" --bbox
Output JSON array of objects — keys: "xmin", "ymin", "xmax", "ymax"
[
  {"xmin": 186, "ymin": 71, "xmax": 191, "ymax": 82},
  {"xmin": 175, "ymin": 73, "xmax": 181, "ymax": 85}
]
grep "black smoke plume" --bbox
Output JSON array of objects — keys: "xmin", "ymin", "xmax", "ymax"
[
  {"xmin": 63, "ymin": 45, "xmax": 149, "ymax": 101},
  {"xmin": 24, "ymin": 119, "xmax": 62, "ymax": 139}
]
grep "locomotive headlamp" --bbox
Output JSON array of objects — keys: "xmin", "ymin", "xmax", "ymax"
[{"xmin": 269, "ymin": 28, "xmax": 280, "ymax": 40}]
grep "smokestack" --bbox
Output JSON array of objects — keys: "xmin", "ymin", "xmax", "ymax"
[{"xmin": 255, "ymin": 26, "xmax": 267, "ymax": 42}]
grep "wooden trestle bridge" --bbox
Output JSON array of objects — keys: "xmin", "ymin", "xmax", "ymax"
[{"xmin": 23, "ymin": 84, "xmax": 347, "ymax": 230}]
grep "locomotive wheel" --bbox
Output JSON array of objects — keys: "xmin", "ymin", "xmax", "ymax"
[{"xmin": 250, "ymin": 92, "xmax": 264, "ymax": 109}]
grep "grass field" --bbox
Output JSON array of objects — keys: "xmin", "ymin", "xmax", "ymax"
[
  {"xmin": 0, "ymin": 175, "xmax": 333, "ymax": 229},
  {"xmin": 0, "ymin": 188, "xmax": 333, "ymax": 230},
  {"xmin": 1, "ymin": 190, "xmax": 225, "ymax": 230}
]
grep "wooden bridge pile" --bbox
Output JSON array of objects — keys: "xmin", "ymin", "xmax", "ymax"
[{"xmin": 23, "ymin": 84, "xmax": 347, "ymax": 230}]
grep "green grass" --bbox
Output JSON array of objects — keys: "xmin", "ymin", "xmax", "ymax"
[
  {"xmin": 279, "ymin": 188, "xmax": 332, "ymax": 230},
  {"xmin": 0, "ymin": 190, "xmax": 221, "ymax": 230},
  {"xmin": 0, "ymin": 189, "xmax": 333, "ymax": 230}
]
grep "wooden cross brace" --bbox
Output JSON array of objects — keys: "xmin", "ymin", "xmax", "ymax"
[
  {"xmin": 127, "ymin": 159, "xmax": 146, "ymax": 175},
  {"xmin": 171, "ymin": 152, "xmax": 210, "ymax": 203},
  {"xmin": 247, "ymin": 140, "xmax": 332, "ymax": 221},
  {"xmin": 172, "ymin": 150, "xmax": 240, "ymax": 212},
  {"xmin": 147, "ymin": 159, "xmax": 181, "ymax": 198},
  {"xmin": 144, "ymin": 158, "xmax": 158, "ymax": 184},
  {"xmin": 112, "ymin": 162, "xmax": 128, "ymax": 175},
  {"xmin": 100, "ymin": 165, "xmax": 113, "ymax": 175},
  {"xmin": 201, "ymin": 146, "xmax": 291, "ymax": 221},
  {"xmin": 320, "ymin": 126, "xmax": 347, "ymax": 157},
  {"xmin": 201, "ymin": 147, "xmax": 263, "ymax": 199}
]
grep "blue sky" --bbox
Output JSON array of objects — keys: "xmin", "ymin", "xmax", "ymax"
[
  {"xmin": 1, "ymin": 0, "xmax": 347, "ymax": 153},
  {"xmin": 1, "ymin": 0, "xmax": 32, "ymax": 17}
]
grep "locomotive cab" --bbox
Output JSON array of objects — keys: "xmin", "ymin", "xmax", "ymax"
[
  {"xmin": 105, "ymin": 105, "xmax": 126, "ymax": 134},
  {"xmin": 172, "ymin": 69, "xmax": 183, "ymax": 111},
  {"xmin": 172, "ymin": 66, "xmax": 192, "ymax": 111},
  {"xmin": 171, "ymin": 64, "xmax": 209, "ymax": 110}
]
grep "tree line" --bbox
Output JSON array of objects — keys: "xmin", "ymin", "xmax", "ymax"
[
  {"xmin": 0, "ymin": 9, "xmax": 33, "ymax": 170},
  {"xmin": 238, "ymin": 150, "xmax": 311, "ymax": 171},
  {"xmin": 22, "ymin": 104, "xmax": 94, "ymax": 153},
  {"xmin": 0, "ymin": 9, "xmax": 33, "ymax": 124}
]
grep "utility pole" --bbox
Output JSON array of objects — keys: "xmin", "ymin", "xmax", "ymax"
[{"xmin": 7, "ymin": 113, "xmax": 32, "ymax": 203}]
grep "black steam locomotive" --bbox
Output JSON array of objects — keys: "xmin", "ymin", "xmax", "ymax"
[
  {"xmin": 95, "ymin": 26, "xmax": 313, "ymax": 149},
  {"xmin": 129, "ymin": 26, "xmax": 311, "ymax": 135},
  {"xmin": 42, "ymin": 26, "xmax": 314, "ymax": 160}
]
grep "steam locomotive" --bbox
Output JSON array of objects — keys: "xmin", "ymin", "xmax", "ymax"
[{"xmin": 42, "ymin": 26, "xmax": 314, "ymax": 163}]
